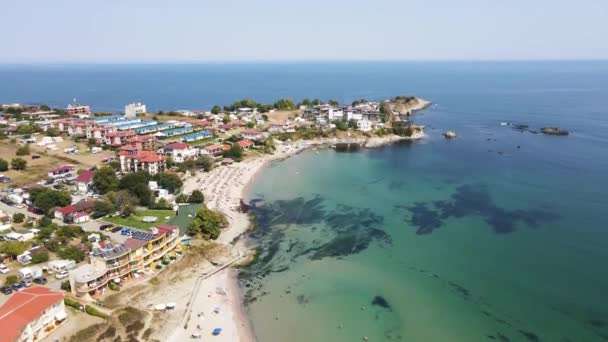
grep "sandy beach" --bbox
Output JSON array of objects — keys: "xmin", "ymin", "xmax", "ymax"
[{"xmin": 170, "ymin": 135, "xmax": 422, "ymax": 342}]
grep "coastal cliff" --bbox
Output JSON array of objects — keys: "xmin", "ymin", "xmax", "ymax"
[{"xmin": 383, "ymin": 96, "xmax": 431, "ymax": 122}]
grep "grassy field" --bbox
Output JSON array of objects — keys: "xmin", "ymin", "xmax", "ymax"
[
  {"xmin": 104, "ymin": 209, "xmax": 176, "ymax": 230},
  {"xmin": 167, "ymin": 203, "xmax": 202, "ymax": 234}
]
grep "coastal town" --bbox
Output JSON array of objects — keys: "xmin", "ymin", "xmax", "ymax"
[{"xmin": 0, "ymin": 96, "xmax": 429, "ymax": 342}]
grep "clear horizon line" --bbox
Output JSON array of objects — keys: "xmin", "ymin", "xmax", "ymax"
[{"xmin": 0, "ymin": 58, "xmax": 607, "ymax": 66}]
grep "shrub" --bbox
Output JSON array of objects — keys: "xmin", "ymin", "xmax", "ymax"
[
  {"xmin": 188, "ymin": 190, "xmax": 204, "ymax": 203},
  {"xmin": 31, "ymin": 252, "xmax": 49, "ymax": 264},
  {"xmin": 57, "ymin": 246, "xmax": 85, "ymax": 263},
  {"xmin": 11, "ymin": 158, "xmax": 27, "ymax": 170},
  {"xmin": 61, "ymin": 280, "xmax": 72, "ymax": 292},
  {"xmin": 0, "ymin": 159, "xmax": 8, "ymax": 172},
  {"xmin": 16, "ymin": 145, "xmax": 30, "ymax": 156},
  {"xmin": 12, "ymin": 213, "xmax": 25, "ymax": 223},
  {"xmin": 64, "ymin": 297, "xmax": 82, "ymax": 309},
  {"xmin": 149, "ymin": 277, "xmax": 160, "ymax": 286},
  {"xmin": 175, "ymin": 193, "xmax": 188, "ymax": 203},
  {"xmin": 85, "ymin": 305, "xmax": 109, "ymax": 319},
  {"xmin": 5, "ymin": 275, "xmax": 19, "ymax": 285}
]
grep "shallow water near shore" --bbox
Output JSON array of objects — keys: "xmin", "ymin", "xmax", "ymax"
[{"xmin": 241, "ymin": 63, "xmax": 608, "ymax": 341}]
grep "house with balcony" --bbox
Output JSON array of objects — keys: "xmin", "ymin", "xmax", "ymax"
[
  {"xmin": 118, "ymin": 148, "xmax": 167, "ymax": 175},
  {"xmin": 0, "ymin": 287, "xmax": 67, "ymax": 342},
  {"xmin": 163, "ymin": 142, "xmax": 198, "ymax": 163},
  {"xmin": 69, "ymin": 225, "xmax": 181, "ymax": 298},
  {"xmin": 53, "ymin": 198, "xmax": 96, "ymax": 223},
  {"xmin": 105, "ymin": 130, "xmax": 137, "ymax": 146},
  {"xmin": 241, "ymin": 129, "xmax": 264, "ymax": 141},
  {"xmin": 126, "ymin": 135, "xmax": 159, "ymax": 151}
]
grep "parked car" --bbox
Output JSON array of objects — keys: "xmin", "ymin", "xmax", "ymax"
[
  {"xmin": 11, "ymin": 282, "xmax": 25, "ymax": 292},
  {"xmin": 100, "ymin": 224, "xmax": 114, "ymax": 231},
  {"xmin": 33, "ymin": 276, "xmax": 47, "ymax": 285},
  {"xmin": 121, "ymin": 228, "xmax": 132, "ymax": 236},
  {"xmin": 0, "ymin": 263, "xmax": 9, "ymax": 274},
  {"xmin": 31, "ymin": 154, "xmax": 41, "ymax": 159},
  {"xmin": 55, "ymin": 270, "xmax": 69, "ymax": 279},
  {"xmin": 111, "ymin": 226, "xmax": 123, "ymax": 233},
  {"xmin": 21, "ymin": 279, "xmax": 33, "ymax": 288},
  {"xmin": 0, "ymin": 286, "xmax": 12, "ymax": 295}
]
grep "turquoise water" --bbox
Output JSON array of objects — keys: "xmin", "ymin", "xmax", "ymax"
[
  {"xmin": 2, "ymin": 61, "xmax": 607, "ymax": 341},
  {"xmin": 240, "ymin": 63, "xmax": 608, "ymax": 341}
]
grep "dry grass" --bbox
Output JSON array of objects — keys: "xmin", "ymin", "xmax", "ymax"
[
  {"xmin": 0, "ymin": 139, "xmax": 113, "ymax": 188},
  {"xmin": 266, "ymin": 109, "xmax": 300, "ymax": 124}
]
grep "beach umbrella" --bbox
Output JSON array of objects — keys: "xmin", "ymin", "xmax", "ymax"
[{"xmin": 212, "ymin": 328, "xmax": 222, "ymax": 336}]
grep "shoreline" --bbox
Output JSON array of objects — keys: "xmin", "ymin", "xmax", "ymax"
[{"xmin": 178, "ymin": 134, "xmax": 421, "ymax": 341}]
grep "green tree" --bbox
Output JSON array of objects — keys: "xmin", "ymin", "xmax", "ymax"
[
  {"xmin": 188, "ymin": 190, "xmax": 204, "ymax": 203},
  {"xmin": 93, "ymin": 166, "xmax": 119, "ymax": 194},
  {"xmin": 0, "ymin": 159, "xmax": 8, "ymax": 172},
  {"xmin": 109, "ymin": 160, "xmax": 121, "ymax": 171},
  {"xmin": 16, "ymin": 145, "xmax": 30, "ymax": 156},
  {"xmin": 246, "ymin": 121, "xmax": 255, "ymax": 128},
  {"xmin": 274, "ymin": 98, "xmax": 295, "ymax": 110},
  {"xmin": 94, "ymin": 199, "xmax": 115, "ymax": 217},
  {"xmin": 328, "ymin": 99, "xmax": 339, "ymax": 106},
  {"xmin": 87, "ymin": 138, "xmax": 97, "ymax": 147},
  {"xmin": 335, "ymin": 120, "xmax": 349, "ymax": 131},
  {"xmin": 222, "ymin": 115, "xmax": 231, "ymax": 124},
  {"xmin": 12, "ymin": 213, "xmax": 25, "ymax": 223},
  {"xmin": 11, "ymin": 158, "xmax": 27, "ymax": 170},
  {"xmin": 58, "ymin": 246, "xmax": 85, "ymax": 263},
  {"xmin": 263, "ymin": 137, "xmax": 276, "ymax": 153},
  {"xmin": 30, "ymin": 188, "xmax": 71, "ymax": 214},
  {"xmin": 45, "ymin": 127, "xmax": 60, "ymax": 137},
  {"xmin": 298, "ymin": 98, "xmax": 312, "ymax": 108},
  {"xmin": 198, "ymin": 155, "xmax": 213, "ymax": 172},
  {"xmin": 154, "ymin": 172, "xmax": 183, "ymax": 194},
  {"xmin": 175, "ymin": 193, "xmax": 188, "ymax": 203},
  {"xmin": 223, "ymin": 144, "xmax": 243, "ymax": 161},
  {"xmin": 0, "ymin": 241, "xmax": 29, "ymax": 257},
  {"xmin": 188, "ymin": 207, "xmax": 227, "ymax": 240},
  {"xmin": 153, "ymin": 198, "xmax": 172, "ymax": 210},
  {"xmin": 31, "ymin": 252, "xmax": 49, "ymax": 264},
  {"xmin": 108, "ymin": 190, "xmax": 138, "ymax": 217},
  {"xmin": 211, "ymin": 105, "xmax": 221, "ymax": 114}
]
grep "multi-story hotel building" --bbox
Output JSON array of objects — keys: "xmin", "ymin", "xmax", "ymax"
[{"xmin": 69, "ymin": 224, "xmax": 181, "ymax": 298}]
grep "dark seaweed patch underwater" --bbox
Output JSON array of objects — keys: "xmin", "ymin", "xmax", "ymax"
[
  {"xmin": 239, "ymin": 196, "xmax": 391, "ymax": 303},
  {"xmin": 399, "ymin": 184, "xmax": 558, "ymax": 235}
]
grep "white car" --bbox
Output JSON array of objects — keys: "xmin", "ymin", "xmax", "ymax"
[
  {"xmin": 0, "ymin": 264, "xmax": 8, "ymax": 274},
  {"xmin": 55, "ymin": 270, "xmax": 69, "ymax": 279}
]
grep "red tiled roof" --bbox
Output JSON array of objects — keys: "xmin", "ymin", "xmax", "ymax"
[
  {"xmin": 164, "ymin": 142, "xmax": 191, "ymax": 150},
  {"xmin": 242, "ymin": 129, "xmax": 260, "ymax": 135},
  {"xmin": 222, "ymin": 145, "xmax": 231, "ymax": 151},
  {"xmin": 0, "ymin": 287, "xmax": 63, "ymax": 342},
  {"xmin": 56, "ymin": 198, "xmax": 96, "ymax": 216},
  {"xmin": 76, "ymin": 170, "xmax": 94, "ymax": 183},
  {"xmin": 124, "ymin": 238, "xmax": 148, "ymax": 251},
  {"xmin": 205, "ymin": 144, "xmax": 223, "ymax": 151},
  {"xmin": 238, "ymin": 139, "xmax": 254, "ymax": 148}
]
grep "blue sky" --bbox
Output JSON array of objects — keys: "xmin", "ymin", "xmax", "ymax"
[{"xmin": 1, "ymin": 0, "xmax": 607, "ymax": 62}]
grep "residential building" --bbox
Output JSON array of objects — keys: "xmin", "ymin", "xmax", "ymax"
[
  {"xmin": 125, "ymin": 102, "xmax": 147, "ymax": 118},
  {"xmin": 237, "ymin": 139, "xmax": 254, "ymax": 149},
  {"xmin": 203, "ymin": 144, "xmax": 224, "ymax": 157},
  {"xmin": 0, "ymin": 287, "xmax": 67, "ymax": 342},
  {"xmin": 48, "ymin": 165, "xmax": 76, "ymax": 178},
  {"xmin": 126, "ymin": 135, "xmax": 159, "ymax": 151},
  {"xmin": 357, "ymin": 119, "xmax": 373, "ymax": 132},
  {"xmin": 66, "ymin": 104, "xmax": 90, "ymax": 116},
  {"xmin": 76, "ymin": 170, "xmax": 94, "ymax": 194},
  {"xmin": 69, "ymin": 225, "xmax": 181, "ymax": 298},
  {"xmin": 53, "ymin": 198, "xmax": 96, "ymax": 223},
  {"xmin": 181, "ymin": 130, "xmax": 212, "ymax": 142},
  {"xmin": 105, "ymin": 130, "xmax": 137, "ymax": 146},
  {"xmin": 241, "ymin": 129, "xmax": 263, "ymax": 141},
  {"xmin": 118, "ymin": 149, "xmax": 167, "ymax": 175},
  {"xmin": 163, "ymin": 142, "xmax": 198, "ymax": 163}
]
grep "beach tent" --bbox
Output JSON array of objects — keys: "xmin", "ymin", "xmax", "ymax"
[{"xmin": 212, "ymin": 328, "xmax": 222, "ymax": 336}]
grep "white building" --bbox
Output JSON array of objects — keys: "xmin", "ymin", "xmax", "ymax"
[
  {"xmin": 357, "ymin": 119, "xmax": 373, "ymax": 132},
  {"xmin": 0, "ymin": 287, "xmax": 67, "ymax": 342},
  {"xmin": 125, "ymin": 102, "xmax": 147, "ymax": 118},
  {"xmin": 163, "ymin": 142, "xmax": 198, "ymax": 163}
]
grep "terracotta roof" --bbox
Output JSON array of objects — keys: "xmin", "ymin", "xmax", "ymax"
[
  {"xmin": 164, "ymin": 142, "xmax": 191, "ymax": 150},
  {"xmin": 56, "ymin": 198, "xmax": 96, "ymax": 216},
  {"xmin": 242, "ymin": 129, "xmax": 260, "ymax": 135},
  {"xmin": 124, "ymin": 237, "xmax": 148, "ymax": 251},
  {"xmin": 205, "ymin": 144, "xmax": 223, "ymax": 151},
  {"xmin": 76, "ymin": 170, "xmax": 94, "ymax": 183},
  {"xmin": 0, "ymin": 287, "xmax": 63, "ymax": 342},
  {"xmin": 238, "ymin": 139, "xmax": 254, "ymax": 148}
]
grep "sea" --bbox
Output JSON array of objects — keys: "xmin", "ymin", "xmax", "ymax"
[{"xmin": 1, "ymin": 62, "xmax": 607, "ymax": 341}]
